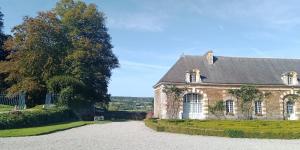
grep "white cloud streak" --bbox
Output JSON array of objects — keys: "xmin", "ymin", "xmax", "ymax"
[
  {"xmin": 108, "ymin": 13, "xmax": 168, "ymax": 32},
  {"xmin": 109, "ymin": 0, "xmax": 300, "ymax": 31},
  {"xmin": 184, "ymin": 0, "xmax": 300, "ymax": 30},
  {"xmin": 120, "ymin": 60, "xmax": 169, "ymax": 70}
]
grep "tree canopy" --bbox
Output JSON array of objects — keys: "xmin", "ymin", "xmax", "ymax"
[
  {"xmin": 0, "ymin": 0, "xmax": 119, "ymax": 107},
  {"xmin": 0, "ymin": 10, "xmax": 8, "ymax": 60},
  {"xmin": 0, "ymin": 10, "xmax": 9, "ymax": 92}
]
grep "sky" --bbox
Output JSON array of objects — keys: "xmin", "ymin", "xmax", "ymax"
[{"xmin": 1, "ymin": 0, "xmax": 300, "ymax": 97}]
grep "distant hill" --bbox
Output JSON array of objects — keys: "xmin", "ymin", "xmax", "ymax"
[
  {"xmin": 109, "ymin": 96, "xmax": 153, "ymax": 112},
  {"xmin": 111, "ymin": 96, "xmax": 153, "ymax": 102}
]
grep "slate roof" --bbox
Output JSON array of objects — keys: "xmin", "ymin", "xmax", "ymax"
[{"xmin": 156, "ymin": 54, "xmax": 300, "ymax": 86}]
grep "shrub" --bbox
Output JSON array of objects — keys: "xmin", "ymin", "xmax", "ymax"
[
  {"xmin": 47, "ymin": 75, "xmax": 85, "ymax": 93},
  {"xmin": 47, "ymin": 75, "xmax": 89, "ymax": 110},
  {"xmin": 58, "ymin": 87, "xmax": 74, "ymax": 106},
  {"xmin": 146, "ymin": 112, "xmax": 154, "ymax": 119},
  {"xmin": 144, "ymin": 119, "xmax": 300, "ymax": 139},
  {"xmin": 0, "ymin": 107, "xmax": 77, "ymax": 129},
  {"xmin": 224, "ymin": 129, "xmax": 245, "ymax": 138},
  {"xmin": 100, "ymin": 111, "xmax": 147, "ymax": 120},
  {"xmin": 58, "ymin": 87, "xmax": 85, "ymax": 108},
  {"xmin": 208, "ymin": 100, "xmax": 225, "ymax": 119}
]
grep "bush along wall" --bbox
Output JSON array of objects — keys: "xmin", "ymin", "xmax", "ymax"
[
  {"xmin": 144, "ymin": 119, "xmax": 224, "ymax": 137},
  {"xmin": 0, "ymin": 107, "xmax": 77, "ymax": 129},
  {"xmin": 144, "ymin": 119, "xmax": 300, "ymax": 139}
]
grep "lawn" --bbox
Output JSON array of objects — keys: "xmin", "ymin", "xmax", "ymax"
[
  {"xmin": 0, "ymin": 121, "xmax": 108, "ymax": 137},
  {"xmin": 0, "ymin": 104, "xmax": 14, "ymax": 112},
  {"xmin": 145, "ymin": 119, "xmax": 300, "ymax": 139}
]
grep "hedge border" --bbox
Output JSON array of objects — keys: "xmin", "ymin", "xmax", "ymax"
[
  {"xmin": 144, "ymin": 119, "xmax": 300, "ymax": 139},
  {"xmin": 0, "ymin": 107, "xmax": 77, "ymax": 129}
]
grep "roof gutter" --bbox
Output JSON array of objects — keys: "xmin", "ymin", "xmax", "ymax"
[{"xmin": 153, "ymin": 82, "xmax": 300, "ymax": 89}]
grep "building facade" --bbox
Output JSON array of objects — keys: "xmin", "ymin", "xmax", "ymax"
[{"xmin": 154, "ymin": 51, "xmax": 300, "ymax": 120}]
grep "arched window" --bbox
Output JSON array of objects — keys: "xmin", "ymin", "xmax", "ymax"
[
  {"xmin": 287, "ymin": 101, "xmax": 294, "ymax": 114},
  {"xmin": 255, "ymin": 101, "xmax": 262, "ymax": 115},
  {"xmin": 182, "ymin": 93, "xmax": 202, "ymax": 119},
  {"xmin": 225, "ymin": 100, "xmax": 234, "ymax": 114}
]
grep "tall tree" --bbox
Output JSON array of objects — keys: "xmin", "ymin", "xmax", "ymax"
[
  {"xmin": 54, "ymin": 0, "xmax": 119, "ymax": 105},
  {"xmin": 0, "ymin": 10, "xmax": 9, "ymax": 92},
  {"xmin": 1, "ymin": 12, "xmax": 69, "ymax": 105},
  {"xmin": 0, "ymin": 0, "xmax": 118, "ymax": 107},
  {"xmin": 0, "ymin": 10, "xmax": 8, "ymax": 60}
]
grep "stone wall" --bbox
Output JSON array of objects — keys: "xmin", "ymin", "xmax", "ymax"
[
  {"xmin": 153, "ymin": 86, "xmax": 161, "ymax": 118},
  {"xmin": 154, "ymin": 84, "xmax": 300, "ymax": 120}
]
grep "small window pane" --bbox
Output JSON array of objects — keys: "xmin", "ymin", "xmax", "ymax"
[
  {"xmin": 190, "ymin": 72, "xmax": 196, "ymax": 83},
  {"xmin": 288, "ymin": 76, "xmax": 293, "ymax": 85},
  {"xmin": 255, "ymin": 101, "xmax": 262, "ymax": 114},
  {"xmin": 226, "ymin": 100, "xmax": 233, "ymax": 113},
  {"xmin": 183, "ymin": 93, "xmax": 202, "ymax": 114},
  {"xmin": 287, "ymin": 102, "xmax": 294, "ymax": 114}
]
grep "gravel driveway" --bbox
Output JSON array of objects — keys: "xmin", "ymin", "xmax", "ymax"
[{"xmin": 1, "ymin": 121, "xmax": 300, "ymax": 150}]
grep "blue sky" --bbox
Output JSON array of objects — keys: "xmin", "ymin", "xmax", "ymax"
[{"xmin": 1, "ymin": 0, "xmax": 300, "ymax": 97}]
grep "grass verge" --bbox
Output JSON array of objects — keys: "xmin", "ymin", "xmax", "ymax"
[
  {"xmin": 0, "ymin": 121, "xmax": 108, "ymax": 137},
  {"xmin": 145, "ymin": 119, "xmax": 300, "ymax": 139},
  {"xmin": 0, "ymin": 104, "xmax": 14, "ymax": 112}
]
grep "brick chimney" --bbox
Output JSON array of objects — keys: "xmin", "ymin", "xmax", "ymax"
[{"xmin": 205, "ymin": 50, "xmax": 214, "ymax": 64}]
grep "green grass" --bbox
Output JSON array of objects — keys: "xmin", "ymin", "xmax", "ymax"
[
  {"xmin": 145, "ymin": 119, "xmax": 300, "ymax": 139},
  {"xmin": 0, "ymin": 121, "xmax": 108, "ymax": 137},
  {"xmin": 0, "ymin": 104, "xmax": 14, "ymax": 112}
]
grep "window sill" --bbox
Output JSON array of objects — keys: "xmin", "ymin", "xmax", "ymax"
[{"xmin": 226, "ymin": 113, "xmax": 234, "ymax": 116}]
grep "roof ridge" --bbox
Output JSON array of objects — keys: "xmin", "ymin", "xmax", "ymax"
[
  {"xmin": 182, "ymin": 54, "xmax": 300, "ymax": 60},
  {"xmin": 217, "ymin": 55, "xmax": 300, "ymax": 60}
]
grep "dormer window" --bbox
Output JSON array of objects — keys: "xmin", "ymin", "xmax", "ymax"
[
  {"xmin": 190, "ymin": 72, "xmax": 196, "ymax": 83},
  {"xmin": 185, "ymin": 69, "xmax": 201, "ymax": 83},
  {"xmin": 282, "ymin": 71, "xmax": 298, "ymax": 86},
  {"xmin": 288, "ymin": 76, "xmax": 293, "ymax": 85},
  {"xmin": 205, "ymin": 50, "xmax": 214, "ymax": 64}
]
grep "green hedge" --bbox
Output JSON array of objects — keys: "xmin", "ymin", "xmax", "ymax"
[
  {"xmin": 0, "ymin": 107, "xmax": 77, "ymax": 129},
  {"xmin": 100, "ymin": 111, "xmax": 147, "ymax": 120},
  {"xmin": 144, "ymin": 119, "xmax": 300, "ymax": 139}
]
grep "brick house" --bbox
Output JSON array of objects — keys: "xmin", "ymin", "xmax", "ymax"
[{"xmin": 153, "ymin": 51, "xmax": 300, "ymax": 120}]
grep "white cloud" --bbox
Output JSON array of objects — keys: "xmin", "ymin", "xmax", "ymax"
[
  {"xmin": 184, "ymin": 0, "xmax": 300, "ymax": 30},
  {"xmin": 108, "ymin": 13, "xmax": 167, "ymax": 32},
  {"xmin": 106, "ymin": 0, "xmax": 300, "ymax": 32},
  {"xmin": 120, "ymin": 60, "xmax": 169, "ymax": 70},
  {"xmin": 242, "ymin": 31, "xmax": 279, "ymax": 41}
]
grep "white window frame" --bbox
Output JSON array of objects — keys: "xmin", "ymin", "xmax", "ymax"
[
  {"xmin": 288, "ymin": 75, "xmax": 293, "ymax": 85},
  {"xmin": 183, "ymin": 93, "xmax": 201, "ymax": 114},
  {"xmin": 182, "ymin": 93, "xmax": 203, "ymax": 119},
  {"xmin": 287, "ymin": 101, "xmax": 294, "ymax": 115},
  {"xmin": 226, "ymin": 100, "xmax": 234, "ymax": 114},
  {"xmin": 190, "ymin": 72, "xmax": 196, "ymax": 83},
  {"xmin": 254, "ymin": 101, "xmax": 262, "ymax": 115}
]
